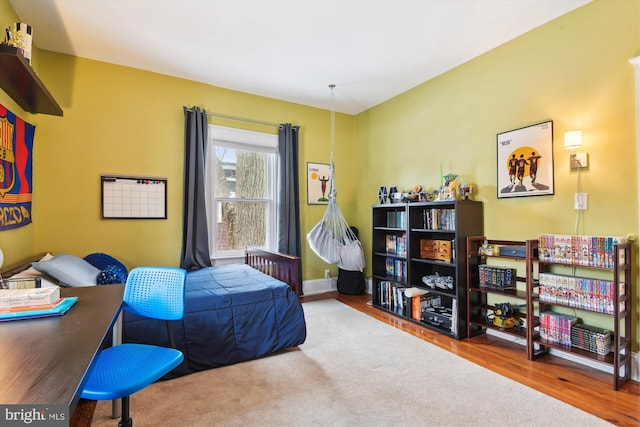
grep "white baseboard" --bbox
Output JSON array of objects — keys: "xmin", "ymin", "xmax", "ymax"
[
  {"xmin": 302, "ymin": 277, "xmax": 337, "ymax": 296},
  {"xmin": 365, "ymin": 278, "xmax": 372, "ymax": 294}
]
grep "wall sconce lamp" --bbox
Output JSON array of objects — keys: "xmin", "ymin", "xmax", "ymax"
[{"xmin": 564, "ymin": 130, "xmax": 588, "ymax": 169}]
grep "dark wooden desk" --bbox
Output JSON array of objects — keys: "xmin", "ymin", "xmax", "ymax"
[{"xmin": 0, "ymin": 285, "xmax": 124, "ymax": 413}]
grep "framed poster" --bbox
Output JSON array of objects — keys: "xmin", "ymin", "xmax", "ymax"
[
  {"xmin": 307, "ymin": 162, "xmax": 331, "ymax": 204},
  {"xmin": 497, "ymin": 120, "xmax": 554, "ymax": 198}
]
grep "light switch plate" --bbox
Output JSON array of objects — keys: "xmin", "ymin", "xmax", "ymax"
[{"xmin": 574, "ymin": 193, "xmax": 588, "ymax": 210}]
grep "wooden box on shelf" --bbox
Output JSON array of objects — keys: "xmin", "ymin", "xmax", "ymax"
[{"xmin": 419, "ymin": 239, "xmax": 451, "ymax": 262}]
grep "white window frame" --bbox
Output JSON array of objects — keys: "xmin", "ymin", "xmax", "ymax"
[{"xmin": 207, "ymin": 125, "xmax": 278, "ymax": 259}]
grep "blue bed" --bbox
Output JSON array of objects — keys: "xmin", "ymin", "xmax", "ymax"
[{"xmin": 123, "ymin": 251, "xmax": 306, "ymax": 379}]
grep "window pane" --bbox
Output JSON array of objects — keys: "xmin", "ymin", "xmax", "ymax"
[
  {"xmin": 215, "ymin": 201, "xmax": 268, "ymax": 251},
  {"xmin": 215, "ymin": 147, "xmax": 268, "ymax": 199}
]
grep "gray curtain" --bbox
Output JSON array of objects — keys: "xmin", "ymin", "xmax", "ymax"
[
  {"xmin": 278, "ymin": 124, "xmax": 302, "ymax": 292},
  {"xmin": 181, "ymin": 106, "xmax": 212, "ymax": 271}
]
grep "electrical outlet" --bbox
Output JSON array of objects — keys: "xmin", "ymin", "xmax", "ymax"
[
  {"xmin": 574, "ymin": 193, "xmax": 588, "ymax": 210},
  {"xmin": 324, "ymin": 269, "xmax": 331, "ymax": 278}
]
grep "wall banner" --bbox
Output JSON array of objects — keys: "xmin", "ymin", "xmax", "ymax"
[{"xmin": 0, "ymin": 103, "xmax": 36, "ymax": 231}]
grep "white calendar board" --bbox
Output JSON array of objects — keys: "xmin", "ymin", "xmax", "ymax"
[{"xmin": 101, "ymin": 175, "xmax": 167, "ymax": 219}]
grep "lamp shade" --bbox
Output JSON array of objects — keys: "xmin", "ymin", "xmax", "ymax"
[{"xmin": 564, "ymin": 130, "xmax": 582, "ymax": 150}]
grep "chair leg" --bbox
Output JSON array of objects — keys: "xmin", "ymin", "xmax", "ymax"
[
  {"xmin": 165, "ymin": 320, "xmax": 176, "ymax": 348},
  {"xmin": 118, "ymin": 396, "xmax": 132, "ymax": 427}
]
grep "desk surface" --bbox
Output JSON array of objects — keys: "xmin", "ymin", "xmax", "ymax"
[{"xmin": 0, "ymin": 284, "xmax": 124, "ymax": 411}]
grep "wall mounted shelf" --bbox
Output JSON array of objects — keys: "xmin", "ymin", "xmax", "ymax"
[{"xmin": 0, "ymin": 44, "xmax": 63, "ymax": 116}]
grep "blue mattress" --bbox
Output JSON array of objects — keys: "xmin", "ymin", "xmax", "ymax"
[{"xmin": 123, "ymin": 264, "xmax": 307, "ymax": 378}]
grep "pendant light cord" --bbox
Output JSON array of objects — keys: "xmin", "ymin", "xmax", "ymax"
[{"xmin": 329, "ymin": 84, "xmax": 336, "ymax": 199}]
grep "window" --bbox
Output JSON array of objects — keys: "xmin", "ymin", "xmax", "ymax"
[{"xmin": 208, "ymin": 125, "xmax": 278, "ymax": 258}]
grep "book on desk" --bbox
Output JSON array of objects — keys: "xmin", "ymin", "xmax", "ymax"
[
  {"xmin": 0, "ymin": 297, "xmax": 78, "ymax": 321},
  {"xmin": 0, "ymin": 286, "xmax": 78, "ymax": 321},
  {"xmin": 0, "ymin": 286, "xmax": 60, "ymax": 308}
]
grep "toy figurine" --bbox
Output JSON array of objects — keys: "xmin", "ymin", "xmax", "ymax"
[
  {"xmin": 437, "ymin": 174, "xmax": 458, "ymax": 200},
  {"xmin": 460, "ymin": 183, "xmax": 474, "ymax": 200}
]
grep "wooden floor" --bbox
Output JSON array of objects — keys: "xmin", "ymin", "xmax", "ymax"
[{"xmin": 302, "ymin": 292, "xmax": 640, "ymax": 427}]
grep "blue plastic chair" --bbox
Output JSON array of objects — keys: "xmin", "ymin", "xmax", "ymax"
[{"xmin": 81, "ymin": 266, "xmax": 187, "ymax": 427}]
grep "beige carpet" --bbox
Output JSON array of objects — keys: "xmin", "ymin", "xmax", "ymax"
[{"xmin": 92, "ymin": 299, "xmax": 610, "ymax": 426}]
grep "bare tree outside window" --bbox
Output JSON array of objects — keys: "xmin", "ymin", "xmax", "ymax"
[{"xmin": 215, "ymin": 147, "xmax": 269, "ymax": 252}]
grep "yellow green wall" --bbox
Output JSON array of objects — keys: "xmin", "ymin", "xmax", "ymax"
[
  {"xmin": 354, "ymin": 0, "xmax": 640, "ymax": 349},
  {"xmin": 29, "ymin": 54, "xmax": 356, "ymax": 280}
]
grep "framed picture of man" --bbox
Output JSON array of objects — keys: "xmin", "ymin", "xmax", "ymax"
[
  {"xmin": 497, "ymin": 120, "xmax": 554, "ymax": 198},
  {"xmin": 307, "ymin": 162, "xmax": 331, "ymax": 204}
]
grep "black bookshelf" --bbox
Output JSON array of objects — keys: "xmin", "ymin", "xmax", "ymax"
[{"xmin": 371, "ymin": 200, "xmax": 483, "ymax": 339}]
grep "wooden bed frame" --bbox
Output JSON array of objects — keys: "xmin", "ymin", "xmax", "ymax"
[{"xmin": 245, "ymin": 246, "xmax": 301, "ymax": 296}]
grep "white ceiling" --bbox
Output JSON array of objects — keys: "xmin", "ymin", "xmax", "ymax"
[{"xmin": 10, "ymin": 0, "xmax": 591, "ymax": 115}]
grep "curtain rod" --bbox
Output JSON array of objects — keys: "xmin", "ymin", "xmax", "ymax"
[{"xmin": 185, "ymin": 107, "xmax": 281, "ymax": 128}]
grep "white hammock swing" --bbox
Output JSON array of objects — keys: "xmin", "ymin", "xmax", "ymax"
[{"xmin": 306, "ymin": 85, "xmax": 365, "ymax": 272}]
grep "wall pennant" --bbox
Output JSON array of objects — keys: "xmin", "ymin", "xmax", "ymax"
[{"xmin": 0, "ymin": 103, "xmax": 36, "ymax": 231}]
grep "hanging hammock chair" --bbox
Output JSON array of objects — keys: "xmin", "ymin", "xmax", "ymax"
[{"xmin": 307, "ymin": 85, "xmax": 365, "ymax": 272}]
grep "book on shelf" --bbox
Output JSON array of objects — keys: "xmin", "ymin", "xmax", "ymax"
[
  {"xmin": 571, "ymin": 323, "xmax": 612, "ymax": 355},
  {"xmin": 539, "ymin": 311, "xmax": 577, "ymax": 346},
  {"xmin": 451, "ymin": 299, "xmax": 457, "ymax": 335},
  {"xmin": 478, "ymin": 265, "xmax": 516, "ymax": 290},
  {"xmin": 384, "ymin": 257, "xmax": 407, "ymax": 280},
  {"xmin": 385, "ymin": 234, "xmax": 396, "ymax": 254},
  {"xmin": 422, "ymin": 208, "xmax": 456, "ymax": 231},
  {"xmin": 539, "ymin": 273, "xmax": 620, "ymax": 314},
  {"xmin": 385, "ymin": 233, "xmax": 407, "ymax": 257},
  {"xmin": 386, "ymin": 211, "xmax": 406, "ymax": 228},
  {"xmin": 538, "ymin": 234, "xmax": 627, "ymax": 268},
  {"xmin": 396, "ymin": 234, "xmax": 406, "ymax": 257},
  {"xmin": 0, "ymin": 286, "xmax": 60, "ymax": 309},
  {"xmin": 378, "ymin": 281, "xmax": 410, "ymax": 315}
]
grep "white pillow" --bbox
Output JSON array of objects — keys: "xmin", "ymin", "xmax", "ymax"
[{"xmin": 32, "ymin": 254, "xmax": 100, "ymax": 287}]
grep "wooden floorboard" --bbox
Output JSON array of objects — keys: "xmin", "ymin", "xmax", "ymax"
[{"xmin": 302, "ymin": 292, "xmax": 640, "ymax": 427}]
